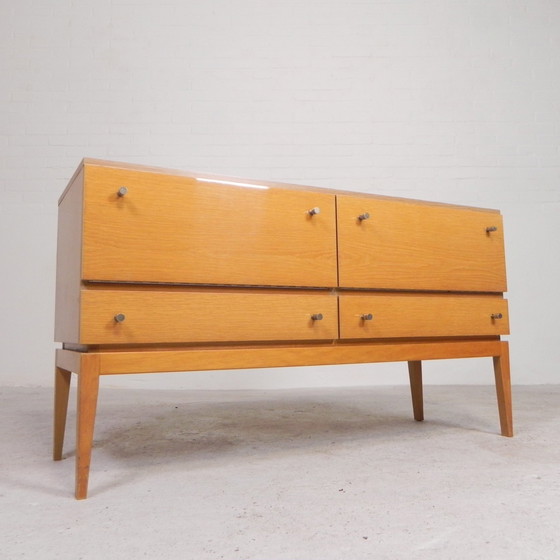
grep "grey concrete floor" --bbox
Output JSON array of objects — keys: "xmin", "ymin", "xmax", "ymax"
[{"xmin": 1, "ymin": 384, "xmax": 559, "ymax": 559}]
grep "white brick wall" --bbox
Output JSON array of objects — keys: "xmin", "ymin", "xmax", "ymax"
[{"xmin": 1, "ymin": 1, "xmax": 559, "ymax": 387}]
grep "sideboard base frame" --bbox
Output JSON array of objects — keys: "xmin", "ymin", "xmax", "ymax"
[{"xmin": 53, "ymin": 339, "xmax": 512, "ymax": 500}]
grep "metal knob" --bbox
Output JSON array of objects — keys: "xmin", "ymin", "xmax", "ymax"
[
  {"xmin": 491, "ymin": 313, "xmax": 503, "ymax": 320},
  {"xmin": 358, "ymin": 212, "xmax": 370, "ymax": 221},
  {"xmin": 486, "ymin": 226, "xmax": 497, "ymax": 233},
  {"xmin": 308, "ymin": 207, "xmax": 321, "ymax": 216},
  {"xmin": 114, "ymin": 313, "xmax": 126, "ymax": 323},
  {"xmin": 361, "ymin": 313, "xmax": 373, "ymax": 321},
  {"xmin": 311, "ymin": 313, "xmax": 323, "ymax": 321},
  {"xmin": 117, "ymin": 186, "xmax": 128, "ymax": 197}
]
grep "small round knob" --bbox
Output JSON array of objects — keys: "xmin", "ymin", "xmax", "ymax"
[
  {"xmin": 114, "ymin": 313, "xmax": 126, "ymax": 323},
  {"xmin": 491, "ymin": 313, "xmax": 503, "ymax": 320},
  {"xmin": 358, "ymin": 212, "xmax": 370, "ymax": 221},
  {"xmin": 311, "ymin": 313, "xmax": 323, "ymax": 321},
  {"xmin": 308, "ymin": 207, "xmax": 321, "ymax": 216},
  {"xmin": 361, "ymin": 313, "xmax": 373, "ymax": 321},
  {"xmin": 117, "ymin": 186, "xmax": 128, "ymax": 197},
  {"xmin": 486, "ymin": 226, "xmax": 497, "ymax": 233}
]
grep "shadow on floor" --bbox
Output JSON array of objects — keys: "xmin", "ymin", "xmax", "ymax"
[{"xmin": 89, "ymin": 392, "xmax": 483, "ymax": 467}]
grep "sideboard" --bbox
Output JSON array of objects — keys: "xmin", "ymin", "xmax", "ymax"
[{"xmin": 54, "ymin": 158, "xmax": 512, "ymax": 499}]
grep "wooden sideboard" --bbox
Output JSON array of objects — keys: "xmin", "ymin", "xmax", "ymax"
[{"xmin": 54, "ymin": 159, "xmax": 512, "ymax": 499}]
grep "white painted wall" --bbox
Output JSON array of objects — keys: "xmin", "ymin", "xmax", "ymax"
[{"xmin": 1, "ymin": 1, "xmax": 559, "ymax": 388}]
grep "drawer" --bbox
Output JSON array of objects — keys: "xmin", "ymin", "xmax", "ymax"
[
  {"xmin": 82, "ymin": 165, "xmax": 337, "ymax": 288},
  {"xmin": 79, "ymin": 290, "xmax": 338, "ymax": 344},
  {"xmin": 339, "ymin": 294, "xmax": 509, "ymax": 339},
  {"xmin": 337, "ymin": 195, "xmax": 507, "ymax": 292}
]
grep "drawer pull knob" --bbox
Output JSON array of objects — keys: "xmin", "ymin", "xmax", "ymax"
[
  {"xmin": 358, "ymin": 212, "xmax": 370, "ymax": 221},
  {"xmin": 114, "ymin": 313, "xmax": 126, "ymax": 323},
  {"xmin": 308, "ymin": 207, "xmax": 321, "ymax": 216},
  {"xmin": 491, "ymin": 313, "xmax": 503, "ymax": 320},
  {"xmin": 117, "ymin": 186, "xmax": 128, "ymax": 197},
  {"xmin": 486, "ymin": 226, "xmax": 497, "ymax": 233},
  {"xmin": 311, "ymin": 313, "xmax": 323, "ymax": 321},
  {"xmin": 361, "ymin": 313, "xmax": 373, "ymax": 321}
]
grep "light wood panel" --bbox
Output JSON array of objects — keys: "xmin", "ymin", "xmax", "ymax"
[
  {"xmin": 54, "ymin": 167, "xmax": 84, "ymax": 343},
  {"xmin": 337, "ymin": 195, "xmax": 507, "ymax": 292},
  {"xmin": 82, "ymin": 164, "xmax": 337, "ymax": 288},
  {"xmin": 95, "ymin": 340, "xmax": 504, "ymax": 375},
  {"xmin": 78, "ymin": 158, "xmax": 501, "ymax": 213},
  {"xmin": 339, "ymin": 294, "xmax": 509, "ymax": 338},
  {"xmin": 80, "ymin": 289, "xmax": 338, "ymax": 344}
]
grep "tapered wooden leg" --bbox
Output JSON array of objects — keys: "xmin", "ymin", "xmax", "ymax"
[
  {"xmin": 493, "ymin": 342, "xmax": 513, "ymax": 437},
  {"xmin": 408, "ymin": 360, "xmax": 424, "ymax": 421},
  {"xmin": 54, "ymin": 366, "xmax": 72, "ymax": 461},
  {"xmin": 76, "ymin": 354, "xmax": 101, "ymax": 500}
]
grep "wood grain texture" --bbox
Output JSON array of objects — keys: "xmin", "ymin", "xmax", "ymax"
[
  {"xmin": 337, "ymin": 195, "xmax": 507, "ymax": 292},
  {"xmin": 493, "ymin": 341, "xmax": 513, "ymax": 437},
  {"xmin": 79, "ymin": 158, "xmax": 501, "ymax": 213},
  {"xmin": 339, "ymin": 294, "xmax": 509, "ymax": 338},
  {"xmin": 82, "ymin": 165, "xmax": 338, "ymax": 288},
  {"xmin": 95, "ymin": 340, "xmax": 504, "ymax": 375},
  {"xmin": 80, "ymin": 289, "xmax": 339, "ymax": 344},
  {"xmin": 76, "ymin": 354, "xmax": 100, "ymax": 500}
]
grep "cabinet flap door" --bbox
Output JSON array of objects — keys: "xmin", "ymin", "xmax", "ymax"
[
  {"xmin": 337, "ymin": 196, "xmax": 507, "ymax": 292},
  {"xmin": 82, "ymin": 166, "xmax": 338, "ymax": 288}
]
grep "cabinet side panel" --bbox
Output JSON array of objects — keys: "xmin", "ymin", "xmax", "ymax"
[{"xmin": 54, "ymin": 167, "xmax": 84, "ymax": 343}]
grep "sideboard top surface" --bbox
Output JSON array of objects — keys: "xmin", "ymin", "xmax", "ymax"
[{"xmin": 58, "ymin": 158, "xmax": 501, "ymax": 215}]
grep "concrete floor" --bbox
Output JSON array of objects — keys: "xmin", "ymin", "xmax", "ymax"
[{"xmin": 1, "ymin": 384, "xmax": 559, "ymax": 559}]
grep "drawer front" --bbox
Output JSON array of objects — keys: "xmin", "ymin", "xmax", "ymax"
[
  {"xmin": 80, "ymin": 290, "xmax": 338, "ymax": 344},
  {"xmin": 82, "ymin": 166, "xmax": 337, "ymax": 288},
  {"xmin": 337, "ymin": 196, "xmax": 507, "ymax": 292},
  {"xmin": 339, "ymin": 294, "xmax": 509, "ymax": 339}
]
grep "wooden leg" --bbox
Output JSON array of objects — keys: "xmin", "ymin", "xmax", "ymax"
[
  {"xmin": 53, "ymin": 366, "xmax": 72, "ymax": 461},
  {"xmin": 493, "ymin": 341, "xmax": 513, "ymax": 437},
  {"xmin": 75, "ymin": 354, "xmax": 101, "ymax": 500},
  {"xmin": 408, "ymin": 360, "xmax": 424, "ymax": 421}
]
